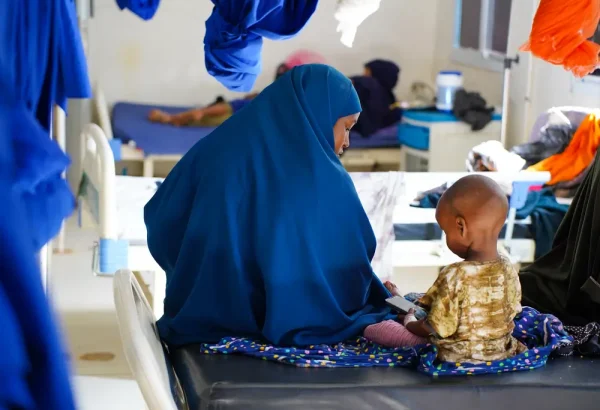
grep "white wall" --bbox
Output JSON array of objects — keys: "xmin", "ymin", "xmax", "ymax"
[
  {"xmin": 506, "ymin": 0, "xmax": 600, "ymax": 147},
  {"xmin": 431, "ymin": 0, "xmax": 504, "ymax": 106},
  {"xmin": 88, "ymin": 0, "xmax": 439, "ymax": 107}
]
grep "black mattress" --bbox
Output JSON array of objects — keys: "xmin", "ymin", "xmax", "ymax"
[{"xmin": 169, "ymin": 345, "xmax": 599, "ymax": 410}]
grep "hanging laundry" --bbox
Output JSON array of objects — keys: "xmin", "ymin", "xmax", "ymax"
[
  {"xmin": 452, "ymin": 89, "xmax": 495, "ymax": 131},
  {"xmin": 334, "ymin": 0, "xmax": 381, "ymax": 48},
  {"xmin": 1, "ymin": 0, "xmax": 91, "ymax": 249},
  {"xmin": 116, "ymin": 0, "xmax": 161, "ymax": 20},
  {"xmin": 467, "ymin": 140, "xmax": 526, "ymax": 173},
  {"xmin": 204, "ymin": 0, "xmax": 318, "ymax": 92},
  {"xmin": 0, "ymin": 0, "xmax": 91, "ymax": 408},
  {"xmin": 520, "ymin": 0, "xmax": 600, "ymax": 77},
  {"xmin": 528, "ymin": 112, "xmax": 600, "ymax": 185}
]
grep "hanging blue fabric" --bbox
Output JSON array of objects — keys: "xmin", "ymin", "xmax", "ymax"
[
  {"xmin": 1, "ymin": 0, "xmax": 91, "ymax": 250},
  {"xmin": 116, "ymin": 0, "xmax": 161, "ymax": 21},
  {"xmin": 204, "ymin": 0, "xmax": 318, "ymax": 92},
  {"xmin": 0, "ymin": 0, "xmax": 91, "ymax": 408},
  {"xmin": 0, "ymin": 82, "xmax": 78, "ymax": 410},
  {"xmin": 145, "ymin": 64, "xmax": 392, "ymax": 347}
]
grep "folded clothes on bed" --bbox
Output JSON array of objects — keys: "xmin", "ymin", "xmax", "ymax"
[{"xmin": 199, "ymin": 306, "xmax": 572, "ymax": 376}]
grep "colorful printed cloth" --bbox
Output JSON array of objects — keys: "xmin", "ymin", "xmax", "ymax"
[{"xmin": 200, "ymin": 306, "xmax": 573, "ymax": 377}]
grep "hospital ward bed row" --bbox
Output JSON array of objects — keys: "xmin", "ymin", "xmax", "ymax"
[{"xmin": 93, "ymin": 86, "xmax": 403, "ymax": 177}]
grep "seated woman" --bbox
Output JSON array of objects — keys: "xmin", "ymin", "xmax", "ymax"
[
  {"xmin": 144, "ymin": 64, "xmax": 391, "ymax": 347},
  {"xmin": 351, "ymin": 59, "xmax": 401, "ymax": 137},
  {"xmin": 148, "ymin": 50, "xmax": 326, "ymax": 128}
]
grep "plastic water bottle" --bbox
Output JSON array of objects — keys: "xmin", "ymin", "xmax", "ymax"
[{"xmin": 436, "ymin": 71, "xmax": 464, "ymax": 112}]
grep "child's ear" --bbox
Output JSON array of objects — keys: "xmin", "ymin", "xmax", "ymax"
[{"xmin": 456, "ymin": 217, "xmax": 467, "ymax": 238}]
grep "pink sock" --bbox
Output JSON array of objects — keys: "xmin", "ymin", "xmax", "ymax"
[{"xmin": 364, "ymin": 320, "xmax": 428, "ymax": 347}]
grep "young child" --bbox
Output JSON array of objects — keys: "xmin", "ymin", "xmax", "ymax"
[{"xmin": 365, "ymin": 175, "xmax": 527, "ymax": 363}]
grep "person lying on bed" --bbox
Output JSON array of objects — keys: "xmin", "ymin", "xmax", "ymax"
[
  {"xmin": 350, "ymin": 59, "xmax": 402, "ymax": 137},
  {"xmin": 144, "ymin": 64, "xmax": 392, "ymax": 347},
  {"xmin": 366, "ymin": 175, "xmax": 527, "ymax": 363},
  {"xmin": 148, "ymin": 94, "xmax": 257, "ymax": 127}
]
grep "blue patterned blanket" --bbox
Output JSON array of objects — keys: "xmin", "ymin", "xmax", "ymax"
[{"xmin": 200, "ymin": 305, "xmax": 572, "ymax": 377}]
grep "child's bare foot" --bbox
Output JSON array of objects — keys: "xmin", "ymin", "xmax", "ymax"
[
  {"xmin": 384, "ymin": 281, "xmax": 402, "ymax": 297},
  {"xmin": 148, "ymin": 109, "xmax": 172, "ymax": 124}
]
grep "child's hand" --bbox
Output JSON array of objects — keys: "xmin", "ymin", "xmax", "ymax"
[{"xmin": 403, "ymin": 309, "xmax": 418, "ymax": 326}]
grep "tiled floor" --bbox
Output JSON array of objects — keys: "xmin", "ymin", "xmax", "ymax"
[{"xmin": 52, "ymin": 217, "xmax": 438, "ymax": 409}]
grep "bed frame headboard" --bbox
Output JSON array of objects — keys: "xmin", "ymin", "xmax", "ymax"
[
  {"xmin": 80, "ymin": 123, "xmax": 118, "ymax": 239},
  {"xmin": 94, "ymin": 83, "xmax": 114, "ymax": 140}
]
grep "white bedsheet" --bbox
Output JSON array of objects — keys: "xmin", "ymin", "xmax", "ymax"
[
  {"xmin": 393, "ymin": 171, "xmax": 551, "ymax": 225},
  {"xmin": 116, "ymin": 176, "xmax": 163, "ymax": 243}
]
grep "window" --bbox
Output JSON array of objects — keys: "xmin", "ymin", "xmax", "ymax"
[
  {"xmin": 591, "ymin": 23, "xmax": 600, "ymax": 76},
  {"xmin": 452, "ymin": 0, "xmax": 513, "ymax": 72}
]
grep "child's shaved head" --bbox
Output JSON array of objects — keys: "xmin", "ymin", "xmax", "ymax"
[{"xmin": 436, "ymin": 175, "xmax": 508, "ymax": 260}]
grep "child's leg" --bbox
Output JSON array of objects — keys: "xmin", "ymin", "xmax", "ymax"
[
  {"xmin": 148, "ymin": 109, "xmax": 172, "ymax": 123},
  {"xmin": 172, "ymin": 103, "xmax": 233, "ymax": 126},
  {"xmin": 364, "ymin": 320, "xmax": 427, "ymax": 347}
]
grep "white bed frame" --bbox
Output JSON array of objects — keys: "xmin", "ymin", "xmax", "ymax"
[
  {"xmin": 79, "ymin": 123, "xmax": 166, "ymax": 319},
  {"xmin": 94, "ymin": 84, "xmax": 182, "ymax": 177}
]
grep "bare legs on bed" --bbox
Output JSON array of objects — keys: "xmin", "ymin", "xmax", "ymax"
[{"xmin": 148, "ymin": 103, "xmax": 232, "ymax": 127}]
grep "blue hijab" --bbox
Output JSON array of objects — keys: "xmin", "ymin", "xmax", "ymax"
[{"xmin": 145, "ymin": 64, "xmax": 391, "ymax": 347}]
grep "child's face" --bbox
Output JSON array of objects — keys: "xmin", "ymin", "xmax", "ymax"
[
  {"xmin": 435, "ymin": 198, "xmax": 470, "ymax": 259},
  {"xmin": 363, "ymin": 67, "xmax": 372, "ymax": 77}
]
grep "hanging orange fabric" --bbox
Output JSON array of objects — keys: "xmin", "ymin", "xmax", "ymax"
[
  {"xmin": 520, "ymin": 0, "xmax": 600, "ymax": 77},
  {"xmin": 528, "ymin": 112, "xmax": 600, "ymax": 184}
]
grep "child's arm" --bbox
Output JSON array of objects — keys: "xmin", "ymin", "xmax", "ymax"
[
  {"xmin": 406, "ymin": 319, "xmax": 435, "ymax": 338},
  {"xmin": 404, "ymin": 309, "xmax": 436, "ymax": 338}
]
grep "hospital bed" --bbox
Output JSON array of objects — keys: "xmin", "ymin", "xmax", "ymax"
[
  {"xmin": 342, "ymin": 124, "xmax": 402, "ymax": 171},
  {"xmin": 114, "ymin": 268, "xmax": 600, "ymax": 410},
  {"xmin": 94, "ymin": 86, "xmax": 215, "ymax": 177},
  {"xmin": 95, "ymin": 86, "xmax": 401, "ymax": 175},
  {"xmin": 391, "ymin": 171, "xmax": 555, "ymax": 269},
  {"xmin": 78, "ymin": 123, "xmax": 166, "ymax": 318}
]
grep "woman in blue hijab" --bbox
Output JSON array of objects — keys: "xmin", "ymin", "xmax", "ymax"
[{"xmin": 145, "ymin": 64, "xmax": 391, "ymax": 347}]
